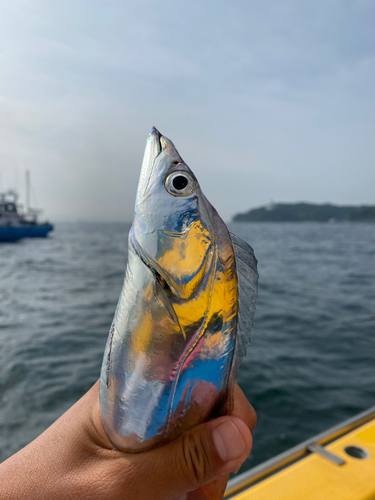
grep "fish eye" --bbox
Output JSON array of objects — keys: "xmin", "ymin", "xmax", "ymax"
[
  {"xmin": 165, "ymin": 171, "xmax": 197, "ymax": 196},
  {"xmin": 173, "ymin": 175, "xmax": 188, "ymax": 190}
]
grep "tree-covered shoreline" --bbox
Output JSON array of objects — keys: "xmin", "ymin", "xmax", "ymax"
[{"xmin": 233, "ymin": 203, "xmax": 375, "ymax": 222}]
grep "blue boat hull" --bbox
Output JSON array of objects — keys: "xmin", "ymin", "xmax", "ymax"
[{"xmin": 0, "ymin": 225, "xmax": 54, "ymax": 242}]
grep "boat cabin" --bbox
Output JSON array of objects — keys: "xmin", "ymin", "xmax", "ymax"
[
  {"xmin": 0, "ymin": 202, "xmax": 18, "ymax": 215},
  {"xmin": 0, "ymin": 184, "xmax": 53, "ymax": 240}
]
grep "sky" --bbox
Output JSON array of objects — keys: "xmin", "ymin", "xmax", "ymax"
[{"xmin": 0, "ymin": 0, "xmax": 374, "ymax": 222}]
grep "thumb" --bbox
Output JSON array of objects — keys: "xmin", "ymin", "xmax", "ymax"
[{"xmin": 135, "ymin": 416, "xmax": 252, "ymax": 500}]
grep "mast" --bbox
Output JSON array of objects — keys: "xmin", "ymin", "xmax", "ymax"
[{"xmin": 26, "ymin": 170, "xmax": 30, "ymax": 213}]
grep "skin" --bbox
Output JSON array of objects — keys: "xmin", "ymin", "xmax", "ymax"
[{"xmin": 0, "ymin": 381, "xmax": 256, "ymax": 500}]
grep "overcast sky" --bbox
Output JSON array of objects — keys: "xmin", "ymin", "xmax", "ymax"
[{"xmin": 0, "ymin": 0, "xmax": 374, "ymax": 221}]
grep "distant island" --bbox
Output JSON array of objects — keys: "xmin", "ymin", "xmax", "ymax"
[{"xmin": 233, "ymin": 203, "xmax": 375, "ymax": 223}]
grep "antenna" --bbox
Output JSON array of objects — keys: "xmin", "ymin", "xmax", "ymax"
[{"xmin": 26, "ymin": 170, "xmax": 30, "ymax": 213}]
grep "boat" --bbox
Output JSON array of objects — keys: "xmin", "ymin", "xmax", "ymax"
[
  {"xmin": 225, "ymin": 405, "xmax": 375, "ymax": 499},
  {"xmin": 0, "ymin": 172, "xmax": 54, "ymax": 242}
]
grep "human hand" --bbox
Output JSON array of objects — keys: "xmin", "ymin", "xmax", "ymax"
[{"xmin": 0, "ymin": 381, "xmax": 256, "ymax": 500}]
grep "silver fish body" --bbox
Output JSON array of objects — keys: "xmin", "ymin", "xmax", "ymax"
[{"xmin": 100, "ymin": 128, "xmax": 258, "ymax": 451}]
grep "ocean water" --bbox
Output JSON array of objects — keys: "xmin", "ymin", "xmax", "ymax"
[{"xmin": 1, "ymin": 222, "xmax": 375, "ymax": 474}]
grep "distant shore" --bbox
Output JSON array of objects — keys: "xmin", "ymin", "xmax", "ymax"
[{"xmin": 232, "ymin": 202, "xmax": 375, "ymax": 223}]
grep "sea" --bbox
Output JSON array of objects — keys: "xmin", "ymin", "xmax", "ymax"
[{"xmin": 1, "ymin": 222, "xmax": 375, "ymax": 475}]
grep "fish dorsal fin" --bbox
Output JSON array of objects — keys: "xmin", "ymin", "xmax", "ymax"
[{"xmin": 229, "ymin": 232, "xmax": 259, "ymax": 377}]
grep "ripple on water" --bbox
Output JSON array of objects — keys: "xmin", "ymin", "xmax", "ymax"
[{"xmin": 1, "ymin": 221, "xmax": 375, "ymax": 471}]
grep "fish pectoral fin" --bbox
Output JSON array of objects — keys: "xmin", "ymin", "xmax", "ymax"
[{"xmin": 229, "ymin": 232, "xmax": 259, "ymax": 376}]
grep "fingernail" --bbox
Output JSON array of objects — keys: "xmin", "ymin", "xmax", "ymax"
[{"xmin": 212, "ymin": 420, "xmax": 245, "ymax": 462}]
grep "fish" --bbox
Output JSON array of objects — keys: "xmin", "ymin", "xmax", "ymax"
[{"xmin": 99, "ymin": 127, "xmax": 258, "ymax": 452}]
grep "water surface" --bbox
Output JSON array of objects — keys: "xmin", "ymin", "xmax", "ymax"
[{"xmin": 1, "ymin": 222, "xmax": 374, "ymax": 473}]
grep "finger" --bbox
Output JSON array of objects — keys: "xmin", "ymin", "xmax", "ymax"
[
  {"xmin": 85, "ymin": 381, "xmax": 254, "ymax": 500},
  {"xmin": 128, "ymin": 415, "xmax": 253, "ymax": 500},
  {"xmin": 186, "ymin": 473, "xmax": 229, "ymax": 500},
  {"xmin": 187, "ymin": 386, "xmax": 256, "ymax": 500},
  {"xmin": 232, "ymin": 383, "xmax": 257, "ymax": 433}
]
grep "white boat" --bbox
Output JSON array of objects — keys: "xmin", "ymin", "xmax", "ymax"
[{"xmin": 0, "ymin": 172, "xmax": 54, "ymax": 242}]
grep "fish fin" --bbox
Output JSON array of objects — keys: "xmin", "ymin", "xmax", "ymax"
[{"xmin": 229, "ymin": 232, "xmax": 259, "ymax": 377}]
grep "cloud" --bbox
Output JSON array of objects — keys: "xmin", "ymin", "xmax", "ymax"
[{"xmin": 0, "ymin": 0, "xmax": 374, "ymax": 221}]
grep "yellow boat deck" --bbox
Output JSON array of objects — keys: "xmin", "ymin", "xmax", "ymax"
[{"xmin": 226, "ymin": 408, "xmax": 375, "ymax": 500}]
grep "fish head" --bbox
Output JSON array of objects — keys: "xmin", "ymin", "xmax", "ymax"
[{"xmin": 132, "ymin": 127, "xmax": 215, "ymax": 299}]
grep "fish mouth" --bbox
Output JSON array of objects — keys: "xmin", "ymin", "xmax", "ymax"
[
  {"xmin": 136, "ymin": 127, "xmax": 184, "ymax": 205},
  {"xmin": 151, "ymin": 126, "xmax": 162, "ymax": 153},
  {"xmin": 136, "ymin": 127, "xmax": 162, "ymax": 204}
]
